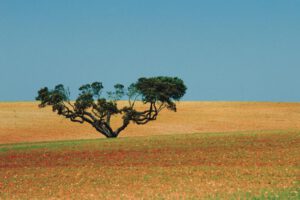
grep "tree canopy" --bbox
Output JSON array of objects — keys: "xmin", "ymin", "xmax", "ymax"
[{"xmin": 36, "ymin": 76, "xmax": 187, "ymax": 138}]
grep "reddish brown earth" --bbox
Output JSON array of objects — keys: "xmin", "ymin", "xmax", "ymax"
[{"xmin": 0, "ymin": 131, "xmax": 299, "ymax": 199}]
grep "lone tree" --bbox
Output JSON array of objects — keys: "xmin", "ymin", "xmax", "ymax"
[{"xmin": 36, "ymin": 76, "xmax": 186, "ymax": 138}]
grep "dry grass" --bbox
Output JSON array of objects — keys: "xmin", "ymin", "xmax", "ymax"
[
  {"xmin": 1, "ymin": 101, "xmax": 300, "ymax": 144},
  {"xmin": 0, "ymin": 131, "xmax": 299, "ymax": 199}
]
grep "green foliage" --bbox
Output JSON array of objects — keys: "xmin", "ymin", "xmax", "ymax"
[
  {"xmin": 135, "ymin": 76, "xmax": 186, "ymax": 101},
  {"xmin": 35, "ymin": 84, "xmax": 69, "ymax": 107},
  {"xmin": 107, "ymin": 83, "xmax": 125, "ymax": 101},
  {"xmin": 75, "ymin": 92, "xmax": 94, "ymax": 111},
  {"xmin": 96, "ymin": 98, "xmax": 119, "ymax": 115},
  {"xmin": 36, "ymin": 76, "xmax": 187, "ymax": 138},
  {"xmin": 79, "ymin": 82, "xmax": 103, "ymax": 98},
  {"xmin": 134, "ymin": 76, "xmax": 187, "ymax": 111}
]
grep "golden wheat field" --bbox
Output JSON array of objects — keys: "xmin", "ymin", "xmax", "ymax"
[{"xmin": 0, "ymin": 101, "xmax": 300, "ymax": 144}]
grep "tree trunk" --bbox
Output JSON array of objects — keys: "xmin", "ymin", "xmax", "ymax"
[
  {"xmin": 106, "ymin": 134, "xmax": 117, "ymax": 138},
  {"xmin": 93, "ymin": 124, "xmax": 118, "ymax": 138},
  {"xmin": 101, "ymin": 130, "xmax": 117, "ymax": 138}
]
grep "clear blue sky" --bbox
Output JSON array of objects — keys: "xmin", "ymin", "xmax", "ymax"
[{"xmin": 0, "ymin": 0, "xmax": 299, "ymax": 101}]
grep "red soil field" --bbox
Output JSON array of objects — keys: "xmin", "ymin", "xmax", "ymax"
[{"xmin": 0, "ymin": 131, "xmax": 299, "ymax": 199}]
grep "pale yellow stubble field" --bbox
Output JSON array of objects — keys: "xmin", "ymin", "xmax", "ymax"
[{"xmin": 1, "ymin": 101, "xmax": 300, "ymax": 144}]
